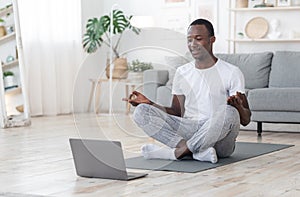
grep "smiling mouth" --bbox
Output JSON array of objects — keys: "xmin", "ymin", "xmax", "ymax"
[{"xmin": 191, "ymin": 50, "xmax": 200, "ymax": 55}]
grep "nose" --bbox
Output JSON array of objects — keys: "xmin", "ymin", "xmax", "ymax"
[{"xmin": 188, "ymin": 38, "xmax": 197, "ymax": 48}]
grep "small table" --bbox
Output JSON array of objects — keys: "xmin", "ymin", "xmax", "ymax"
[{"xmin": 88, "ymin": 78, "xmax": 143, "ymax": 114}]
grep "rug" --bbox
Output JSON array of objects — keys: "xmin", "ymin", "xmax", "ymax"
[
  {"xmin": 125, "ymin": 142, "xmax": 293, "ymax": 173},
  {"xmin": 0, "ymin": 193, "xmax": 49, "ymax": 197}
]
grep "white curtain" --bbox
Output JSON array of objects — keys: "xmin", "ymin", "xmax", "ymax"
[{"xmin": 18, "ymin": 0, "xmax": 83, "ymax": 116}]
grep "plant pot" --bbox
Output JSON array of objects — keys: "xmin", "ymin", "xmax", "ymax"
[
  {"xmin": 128, "ymin": 72, "xmax": 143, "ymax": 83},
  {"xmin": 106, "ymin": 57, "xmax": 128, "ymax": 79},
  {"xmin": 4, "ymin": 76, "xmax": 16, "ymax": 89}
]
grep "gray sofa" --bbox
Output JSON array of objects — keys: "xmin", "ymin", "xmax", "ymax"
[{"xmin": 143, "ymin": 51, "xmax": 300, "ymax": 135}]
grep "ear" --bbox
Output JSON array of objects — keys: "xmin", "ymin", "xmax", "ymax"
[{"xmin": 210, "ymin": 36, "xmax": 216, "ymax": 43}]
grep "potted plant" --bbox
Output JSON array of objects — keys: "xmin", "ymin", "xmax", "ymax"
[
  {"xmin": 82, "ymin": 9, "xmax": 140, "ymax": 79},
  {"xmin": 0, "ymin": 18, "xmax": 6, "ymax": 37},
  {"xmin": 0, "ymin": 5, "xmax": 11, "ymax": 37},
  {"xmin": 128, "ymin": 59, "xmax": 153, "ymax": 82},
  {"xmin": 3, "ymin": 71, "xmax": 17, "ymax": 89}
]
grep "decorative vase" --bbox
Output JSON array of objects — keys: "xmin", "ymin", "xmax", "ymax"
[
  {"xmin": 106, "ymin": 57, "xmax": 128, "ymax": 79},
  {"xmin": 236, "ymin": 0, "xmax": 248, "ymax": 8},
  {"xmin": 6, "ymin": 55, "xmax": 15, "ymax": 63},
  {"xmin": 4, "ymin": 76, "xmax": 16, "ymax": 89},
  {"xmin": 16, "ymin": 105, "xmax": 24, "ymax": 113},
  {"xmin": 0, "ymin": 26, "xmax": 6, "ymax": 37}
]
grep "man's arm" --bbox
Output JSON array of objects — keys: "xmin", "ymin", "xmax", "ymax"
[
  {"xmin": 154, "ymin": 94, "xmax": 185, "ymax": 117},
  {"xmin": 227, "ymin": 92, "xmax": 251, "ymax": 126},
  {"xmin": 122, "ymin": 91, "xmax": 185, "ymax": 117}
]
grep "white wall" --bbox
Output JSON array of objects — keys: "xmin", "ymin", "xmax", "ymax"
[
  {"xmin": 95, "ymin": 0, "xmax": 230, "ymax": 53},
  {"xmin": 78, "ymin": 0, "xmax": 300, "ymax": 113}
]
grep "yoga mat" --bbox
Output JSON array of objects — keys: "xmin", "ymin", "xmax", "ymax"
[
  {"xmin": 125, "ymin": 142, "xmax": 293, "ymax": 173},
  {"xmin": 0, "ymin": 193, "xmax": 46, "ymax": 197}
]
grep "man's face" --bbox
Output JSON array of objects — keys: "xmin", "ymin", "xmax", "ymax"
[{"xmin": 187, "ymin": 24, "xmax": 215, "ymax": 60}]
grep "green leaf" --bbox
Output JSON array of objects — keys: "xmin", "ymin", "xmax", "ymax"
[
  {"xmin": 82, "ymin": 18, "xmax": 105, "ymax": 53},
  {"xmin": 3, "ymin": 71, "xmax": 14, "ymax": 77},
  {"xmin": 82, "ymin": 9, "xmax": 141, "ymax": 54}
]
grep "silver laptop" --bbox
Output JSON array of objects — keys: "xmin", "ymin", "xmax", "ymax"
[{"xmin": 69, "ymin": 138, "xmax": 148, "ymax": 181}]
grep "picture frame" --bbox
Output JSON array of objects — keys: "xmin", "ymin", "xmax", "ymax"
[
  {"xmin": 164, "ymin": 0, "xmax": 190, "ymax": 7},
  {"xmin": 277, "ymin": 0, "xmax": 291, "ymax": 6},
  {"xmin": 161, "ymin": 13, "xmax": 191, "ymax": 34},
  {"xmin": 192, "ymin": 0, "xmax": 219, "ymax": 33}
]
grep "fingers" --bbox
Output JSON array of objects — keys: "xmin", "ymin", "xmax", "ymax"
[
  {"xmin": 227, "ymin": 95, "xmax": 235, "ymax": 103},
  {"xmin": 122, "ymin": 91, "xmax": 139, "ymax": 102},
  {"xmin": 236, "ymin": 91, "xmax": 246, "ymax": 99},
  {"xmin": 122, "ymin": 97, "xmax": 135, "ymax": 103},
  {"xmin": 122, "ymin": 91, "xmax": 148, "ymax": 107},
  {"xmin": 122, "ymin": 92, "xmax": 138, "ymax": 107},
  {"xmin": 227, "ymin": 95, "xmax": 242, "ymax": 106},
  {"xmin": 132, "ymin": 91, "xmax": 140, "ymax": 96}
]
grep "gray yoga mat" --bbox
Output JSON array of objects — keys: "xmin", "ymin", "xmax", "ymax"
[{"xmin": 125, "ymin": 142, "xmax": 293, "ymax": 173}]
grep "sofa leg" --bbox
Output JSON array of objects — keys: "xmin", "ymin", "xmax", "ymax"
[{"xmin": 257, "ymin": 122, "xmax": 262, "ymax": 136}]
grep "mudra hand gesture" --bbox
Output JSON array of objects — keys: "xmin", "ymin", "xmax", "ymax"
[{"xmin": 122, "ymin": 91, "xmax": 152, "ymax": 106}]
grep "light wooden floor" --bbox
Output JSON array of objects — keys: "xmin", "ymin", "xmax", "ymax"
[{"xmin": 0, "ymin": 113, "xmax": 300, "ymax": 197}]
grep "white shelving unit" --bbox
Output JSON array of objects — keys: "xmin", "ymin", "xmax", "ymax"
[
  {"xmin": 228, "ymin": 1, "xmax": 300, "ymax": 53},
  {"xmin": 227, "ymin": 38, "xmax": 300, "ymax": 42},
  {"xmin": 230, "ymin": 6, "xmax": 300, "ymax": 11},
  {"xmin": 0, "ymin": 32, "xmax": 15, "ymax": 44},
  {"xmin": 2, "ymin": 59, "xmax": 18, "ymax": 68},
  {"xmin": 0, "ymin": 0, "xmax": 30, "ymax": 128}
]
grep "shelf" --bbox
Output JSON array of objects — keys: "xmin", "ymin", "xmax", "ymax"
[
  {"xmin": 0, "ymin": 32, "xmax": 16, "ymax": 45},
  {"xmin": 0, "ymin": 1, "xmax": 30, "ymax": 129},
  {"xmin": 2, "ymin": 59, "xmax": 18, "ymax": 68},
  {"xmin": 4, "ymin": 114, "xmax": 31, "ymax": 128},
  {"xmin": 227, "ymin": 38, "xmax": 300, "ymax": 42},
  {"xmin": 5, "ymin": 86, "xmax": 21, "ymax": 96},
  {"xmin": 228, "ymin": 0, "xmax": 300, "ymax": 53},
  {"xmin": 0, "ymin": 6, "xmax": 13, "ymax": 17},
  {"xmin": 229, "ymin": 6, "xmax": 300, "ymax": 12}
]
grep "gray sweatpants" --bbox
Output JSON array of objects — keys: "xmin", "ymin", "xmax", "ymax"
[{"xmin": 133, "ymin": 104, "xmax": 240, "ymax": 158}]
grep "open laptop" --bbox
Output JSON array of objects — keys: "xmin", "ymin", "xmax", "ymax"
[{"xmin": 69, "ymin": 138, "xmax": 148, "ymax": 181}]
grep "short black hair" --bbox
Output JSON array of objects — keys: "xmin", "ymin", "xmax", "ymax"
[{"xmin": 189, "ymin": 19, "xmax": 215, "ymax": 37}]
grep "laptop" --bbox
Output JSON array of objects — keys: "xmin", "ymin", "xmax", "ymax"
[{"xmin": 69, "ymin": 138, "xmax": 148, "ymax": 181}]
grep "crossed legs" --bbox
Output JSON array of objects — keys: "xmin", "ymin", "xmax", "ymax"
[{"xmin": 133, "ymin": 104, "xmax": 240, "ymax": 163}]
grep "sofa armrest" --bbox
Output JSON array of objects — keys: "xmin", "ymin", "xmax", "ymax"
[{"xmin": 143, "ymin": 70, "xmax": 169, "ymax": 102}]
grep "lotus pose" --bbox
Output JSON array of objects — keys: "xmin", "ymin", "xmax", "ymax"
[{"xmin": 123, "ymin": 19, "xmax": 251, "ymax": 163}]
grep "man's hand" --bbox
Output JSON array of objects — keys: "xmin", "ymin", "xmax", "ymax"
[
  {"xmin": 122, "ymin": 91, "xmax": 152, "ymax": 106},
  {"xmin": 227, "ymin": 91, "xmax": 244, "ymax": 109},
  {"xmin": 227, "ymin": 92, "xmax": 251, "ymax": 126}
]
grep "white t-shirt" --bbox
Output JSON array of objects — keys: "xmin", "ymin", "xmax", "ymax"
[{"xmin": 172, "ymin": 59, "xmax": 245, "ymax": 120}]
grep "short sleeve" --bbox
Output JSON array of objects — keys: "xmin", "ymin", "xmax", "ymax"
[
  {"xmin": 229, "ymin": 67, "xmax": 245, "ymax": 96},
  {"xmin": 171, "ymin": 69, "xmax": 184, "ymax": 95}
]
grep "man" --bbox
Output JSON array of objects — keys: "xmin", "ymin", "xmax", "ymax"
[{"xmin": 123, "ymin": 19, "xmax": 251, "ymax": 163}]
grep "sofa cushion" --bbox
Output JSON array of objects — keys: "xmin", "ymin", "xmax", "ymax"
[
  {"xmin": 157, "ymin": 85, "xmax": 172, "ymax": 107},
  {"xmin": 216, "ymin": 52, "xmax": 273, "ymax": 89},
  {"xmin": 269, "ymin": 51, "xmax": 300, "ymax": 88},
  {"xmin": 248, "ymin": 88, "xmax": 300, "ymax": 111}
]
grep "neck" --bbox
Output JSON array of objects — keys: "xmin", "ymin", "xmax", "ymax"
[{"xmin": 195, "ymin": 55, "xmax": 217, "ymax": 69}]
